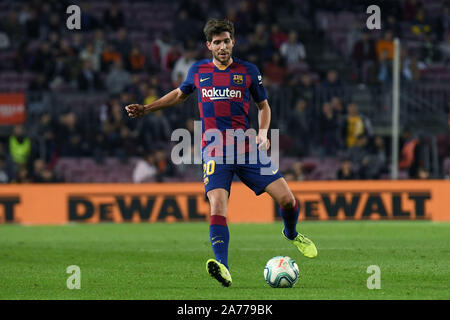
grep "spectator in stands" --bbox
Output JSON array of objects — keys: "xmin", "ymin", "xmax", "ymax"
[
  {"xmin": 80, "ymin": 3, "xmax": 99, "ymax": 31},
  {"xmin": 58, "ymin": 112, "xmax": 86, "ymax": 157},
  {"xmin": 411, "ymin": 2, "xmax": 432, "ymax": 37},
  {"xmin": 171, "ymin": 49, "xmax": 196, "ymax": 87},
  {"xmin": 336, "ymin": 159, "xmax": 356, "ymax": 180},
  {"xmin": 263, "ymin": 52, "xmax": 287, "ymax": 88},
  {"xmin": 128, "ymin": 45, "xmax": 146, "ymax": 73},
  {"xmin": 103, "ymin": 2, "xmax": 125, "ymax": 32},
  {"xmin": 376, "ymin": 30, "xmax": 394, "ymax": 61},
  {"xmin": 342, "ymin": 102, "xmax": 373, "ymax": 149},
  {"xmin": 147, "ymin": 110, "xmax": 172, "ymax": 143},
  {"xmin": 79, "ymin": 43, "xmax": 101, "ymax": 72},
  {"xmin": 133, "ymin": 152, "xmax": 157, "ymax": 183},
  {"xmin": 153, "ymin": 32, "xmax": 172, "ymax": 70},
  {"xmin": 417, "ymin": 166, "xmax": 430, "ymax": 179},
  {"xmin": 173, "ymin": 10, "xmax": 195, "ymax": 43},
  {"xmin": 436, "ymin": 2, "xmax": 450, "ymax": 42},
  {"xmin": 114, "ymin": 28, "xmax": 133, "ymax": 63},
  {"xmin": 352, "ymin": 31, "xmax": 376, "ymax": 82},
  {"xmin": 402, "ymin": 50, "xmax": 423, "ymax": 82},
  {"xmin": 77, "ymin": 60, "xmax": 103, "ymax": 91},
  {"xmin": 288, "ymin": 98, "xmax": 312, "ymax": 157},
  {"xmin": 291, "ymin": 73, "xmax": 315, "ymax": 108},
  {"xmin": 251, "ymin": 23, "xmax": 271, "ymax": 61},
  {"xmin": 330, "ymin": 96, "xmax": 346, "ymax": 122},
  {"xmin": 234, "ymin": 1, "xmax": 252, "ymax": 36},
  {"xmin": 177, "ymin": 0, "xmax": 206, "ymax": 23},
  {"xmin": 28, "ymin": 112, "xmax": 57, "ymax": 163},
  {"xmin": 101, "ymin": 44, "xmax": 122, "ymax": 72},
  {"xmin": 24, "ymin": 8, "xmax": 40, "ymax": 39},
  {"xmin": 28, "ymin": 74, "xmax": 49, "ymax": 91},
  {"xmin": 420, "ymin": 33, "xmax": 439, "ymax": 65},
  {"xmin": 3, "ymin": 11, "xmax": 22, "ymax": 44},
  {"xmin": 439, "ymin": 34, "xmax": 450, "ymax": 65},
  {"xmin": 280, "ymin": 30, "xmax": 306, "ymax": 67},
  {"xmin": 143, "ymin": 87, "xmax": 159, "ymax": 106},
  {"xmin": 320, "ymin": 69, "xmax": 346, "ymax": 103},
  {"xmin": 253, "ymin": 1, "xmax": 276, "ymax": 26},
  {"xmin": 154, "ymin": 149, "xmax": 176, "ymax": 182},
  {"xmin": 31, "ymin": 42, "xmax": 53, "ymax": 76},
  {"xmin": 165, "ymin": 44, "xmax": 183, "ymax": 71},
  {"xmin": 106, "ymin": 59, "xmax": 131, "ymax": 95},
  {"xmin": 371, "ymin": 135, "xmax": 389, "ymax": 177},
  {"xmin": 9, "ymin": 125, "xmax": 31, "ymax": 167},
  {"xmin": 269, "ymin": 23, "xmax": 288, "ymax": 51},
  {"xmin": 70, "ymin": 33, "xmax": 84, "ymax": 56},
  {"xmin": 346, "ymin": 134, "xmax": 381, "ymax": 179},
  {"xmin": 93, "ymin": 29, "xmax": 107, "ymax": 57},
  {"xmin": 290, "ymin": 161, "xmax": 306, "ymax": 181},
  {"xmin": 12, "ymin": 164, "xmax": 32, "ymax": 183},
  {"xmin": 377, "ymin": 50, "xmax": 393, "ymax": 85},
  {"xmin": 445, "ymin": 168, "xmax": 450, "ymax": 180},
  {"xmin": 399, "ymin": 129, "xmax": 420, "ymax": 178},
  {"xmin": 31, "ymin": 158, "xmax": 45, "ymax": 182},
  {"xmin": 403, "ymin": 0, "xmax": 420, "ymax": 22},
  {"xmin": 0, "ymin": 155, "xmax": 13, "ymax": 183},
  {"xmin": 318, "ymin": 101, "xmax": 341, "ymax": 156}
]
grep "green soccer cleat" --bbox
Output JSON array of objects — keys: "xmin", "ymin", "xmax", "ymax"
[
  {"xmin": 206, "ymin": 259, "xmax": 232, "ymax": 287},
  {"xmin": 282, "ymin": 230, "xmax": 318, "ymax": 258}
]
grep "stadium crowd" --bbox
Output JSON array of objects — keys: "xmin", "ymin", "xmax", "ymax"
[{"xmin": 0, "ymin": 0, "xmax": 449, "ymax": 183}]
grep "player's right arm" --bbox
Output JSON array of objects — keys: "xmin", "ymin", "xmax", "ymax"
[
  {"xmin": 125, "ymin": 88, "xmax": 188, "ymax": 118},
  {"xmin": 125, "ymin": 62, "xmax": 198, "ymax": 118}
]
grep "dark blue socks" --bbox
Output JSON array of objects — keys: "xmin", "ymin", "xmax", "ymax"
[
  {"xmin": 209, "ymin": 215, "xmax": 230, "ymax": 269},
  {"xmin": 280, "ymin": 200, "xmax": 300, "ymax": 240}
]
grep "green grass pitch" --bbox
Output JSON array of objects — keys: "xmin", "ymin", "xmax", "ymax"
[{"xmin": 0, "ymin": 221, "xmax": 449, "ymax": 300}]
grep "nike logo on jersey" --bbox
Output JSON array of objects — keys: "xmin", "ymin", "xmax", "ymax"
[
  {"xmin": 200, "ymin": 77, "xmax": 210, "ymax": 82},
  {"xmin": 272, "ymin": 169, "xmax": 279, "ymax": 174}
]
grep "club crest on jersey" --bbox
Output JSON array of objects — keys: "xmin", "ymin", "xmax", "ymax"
[{"xmin": 233, "ymin": 74, "xmax": 244, "ymax": 85}]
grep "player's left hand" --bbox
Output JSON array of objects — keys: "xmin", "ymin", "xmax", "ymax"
[{"xmin": 256, "ymin": 133, "xmax": 270, "ymax": 151}]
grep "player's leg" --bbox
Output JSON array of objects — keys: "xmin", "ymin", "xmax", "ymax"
[
  {"xmin": 207, "ymin": 188, "xmax": 230, "ymax": 268},
  {"xmin": 206, "ymin": 188, "xmax": 232, "ymax": 287},
  {"xmin": 265, "ymin": 178, "xmax": 318, "ymax": 258},
  {"xmin": 264, "ymin": 177, "xmax": 298, "ymax": 239},
  {"xmin": 203, "ymin": 159, "xmax": 234, "ymax": 286}
]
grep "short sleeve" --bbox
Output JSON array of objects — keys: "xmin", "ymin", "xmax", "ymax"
[
  {"xmin": 248, "ymin": 64, "xmax": 268, "ymax": 103},
  {"xmin": 179, "ymin": 62, "xmax": 197, "ymax": 95}
]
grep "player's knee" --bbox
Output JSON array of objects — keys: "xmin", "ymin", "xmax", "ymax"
[
  {"xmin": 208, "ymin": 196, "xmax": 227, "ymax": 216},
  {"xmin": 279, "ymin": 193, "xmax": 296, "ymax": 209}
]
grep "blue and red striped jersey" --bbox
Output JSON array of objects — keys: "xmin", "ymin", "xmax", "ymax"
[{"xmin": 179, "ymin": 57, "xmax": 267, "ymax": 157}]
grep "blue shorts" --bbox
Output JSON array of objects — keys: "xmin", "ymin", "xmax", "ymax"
[{"xmin": 202, "ymin": 153, "xmax": 282, "ymax": 196}]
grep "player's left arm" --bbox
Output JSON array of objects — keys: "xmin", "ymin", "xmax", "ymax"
[
  {"xmin": 256, "ymin": 99, "xmax": 271, "ymax": 150},
  {"xmin": 248, "ymin": 63, "xmax": 271, "ymax": 151}
]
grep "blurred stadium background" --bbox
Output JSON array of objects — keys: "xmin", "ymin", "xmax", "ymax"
[
  {"xmin": 0, "ymin": 0, "xmax": 448, "ymax": 185},
  {"xmin": 1, "ymin": 0, "xmax": 450, "ymax": 301}
]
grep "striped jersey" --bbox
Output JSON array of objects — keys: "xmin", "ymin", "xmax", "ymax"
[{"xmin": 179, "ymin": 57, "xmax": 267, "ymax": 158}]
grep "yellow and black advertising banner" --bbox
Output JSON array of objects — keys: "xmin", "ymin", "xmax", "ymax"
[{"xmin": 0, "ymin": 181, "xmax": 449, "ymax": 224}]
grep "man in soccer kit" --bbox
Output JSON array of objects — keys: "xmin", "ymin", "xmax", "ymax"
[{"xmin": 125, "ymin": 19, "xmax": 317, "ymax": 287}]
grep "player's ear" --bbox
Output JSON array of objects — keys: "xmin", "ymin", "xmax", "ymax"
[{"xmin": 206, "ymin": 41, "xmax": 212, "ymax": 51}]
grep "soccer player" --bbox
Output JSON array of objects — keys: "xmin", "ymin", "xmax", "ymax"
[{"xmin": 125, "ymin": 19, "xmax": 317, "ymax": 287}]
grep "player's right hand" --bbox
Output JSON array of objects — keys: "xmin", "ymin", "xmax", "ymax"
[{"xmin": 125, "ymin": 104, "xmax": 147, "ymax": 118}]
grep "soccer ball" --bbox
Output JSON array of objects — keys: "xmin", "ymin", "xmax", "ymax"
[{"xmin": 264, "ymin": 256, "xmax": 299, "ymax": 288}]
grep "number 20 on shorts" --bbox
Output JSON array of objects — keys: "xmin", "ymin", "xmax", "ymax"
[{"xmin": 203, "ymin": 160, "xmax": 215, "ymax": 178}]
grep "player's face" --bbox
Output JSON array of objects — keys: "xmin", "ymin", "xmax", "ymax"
[{"xmin": 207, "ymin": 32, "xmax": 234, "ymax": 65}]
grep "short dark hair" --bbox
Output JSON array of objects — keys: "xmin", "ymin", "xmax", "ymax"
[{"xmin": 203, "ymin": 18, "xmax": 235, "ymax": 42}]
